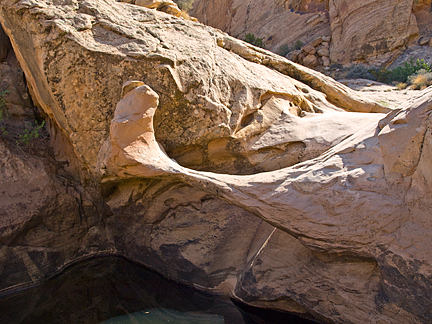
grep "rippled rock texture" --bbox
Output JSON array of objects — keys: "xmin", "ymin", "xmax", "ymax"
[
  {"xmin": 192, "ymin": 0, "xmax": 431, "ymax": 66},
  {"xmin": 0, "ymin": 1, "xmax": 431, "ymax": 323}
]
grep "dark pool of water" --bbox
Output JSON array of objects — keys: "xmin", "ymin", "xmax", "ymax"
[{"xmin": 0, "ymin": 256, "xmax": 318, "ymax": 324}]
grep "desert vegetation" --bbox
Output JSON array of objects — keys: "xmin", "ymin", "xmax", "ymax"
[
  {"xmin": 278, "ymin": 40, "xmax": 303, "ymax": 57},
  {"xmin": 342, "ymin": 58, "xmax": 432, "ymax": 90},
  {"xmin": 243, "ymin": 33, "xmax": 265, "ymax": 48},
  {"xmin": 0, "ymin": 88, "xmax": 46, "ymax": 147}
]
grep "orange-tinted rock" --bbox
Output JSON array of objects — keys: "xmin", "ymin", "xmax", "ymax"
[
  {"xmin": 329, "ymin": 0, "xmax": 419, "ymax": 64},
  {"xmin": 190, "ymin": 0, "xmax": 331, "ymax": 54},
  {"xmin": 302, "ymin": 54, "xmax": 318, "ymax": 67},
  {"xmin": 3, "ymin": 1, "xmax": 431, "ymax": 323},
  {"xmin": 302, "ymin": 44, "xmax": 317, "ymax": 55},
  {"xmin": 317, "ymin": 46, "xmax": 329, "ymax": 57}
]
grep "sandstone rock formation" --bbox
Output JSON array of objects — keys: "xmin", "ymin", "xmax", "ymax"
[
  {"xmin": 105, "ymin": 81, "xmax": 432, "ymax": 324},
  {"xmin": 190, "ymin": 0, "xmax": 331, "ymax": 59},
  {"xmin": 191, "ymin": 0, "xmax": 431, "ymax": 67},
  {"xmin": 0, "ymin": 0, "xmax": 431, "ymax": 323},
  {"xmin": 329, "ymin": 0, "xmax": 419, "ymax": 65},
  {"xmin": 284, "ymin": 0, "xmax": 327, "ymax": 12},
  {"xmin": 121, "ymin": 0, "xmax": 182, "ymax": 17},
  {"xmin": 0, "ymin": 0, "xmax": 386, "ymax": 174},
  {"xmin": 287, "ymin": 36, "xmax": 331, "ymax": 68}
]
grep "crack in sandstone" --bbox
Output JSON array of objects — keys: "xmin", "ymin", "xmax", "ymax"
[{"xmin": 98, "ymin": 82, "xmax": 432, "ymax": 323}]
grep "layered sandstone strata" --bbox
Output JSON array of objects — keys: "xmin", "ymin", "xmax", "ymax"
[{"xmin": 0, "ymin": 1, "xmax": 431, "ymax": 323}]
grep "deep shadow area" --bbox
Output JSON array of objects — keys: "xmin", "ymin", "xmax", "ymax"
[{"xmin": 0, "ymin": 256, "xmax": 318, "ymax": 324}]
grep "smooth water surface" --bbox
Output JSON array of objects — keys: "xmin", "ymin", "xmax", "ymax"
[{"xmin": 0, "ymin": 256, "xmax": 318, "ymax": 324}]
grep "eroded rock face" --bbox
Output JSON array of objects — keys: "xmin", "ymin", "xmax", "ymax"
[
  {"xmin": 104, "ymin": 81, "xmax": 432, "ymax": 323},
  {"xmin": 191, "ymin": 0, "xmax": 428, "ymax": 67},
  {"xmin": 0, "ymin": 0, "xmax": 430, "ymax": 323},
  {"xmin": 190, "ymin": 0, "xmax": 331, "ymax": 55},
  {"xmin": 0, "ymin": 0, "xmax": 385, "ymax": 175},
  {"xmin": 329, "ymin": 0, "xmax": 419, "ymax": 65},
  {"xmin": 122, "ymin": 0, "xmax": 182, "ymax": 17},
  {"xmin": 284, "ymin": 0, "xmax": 327, "ymax": 12}
]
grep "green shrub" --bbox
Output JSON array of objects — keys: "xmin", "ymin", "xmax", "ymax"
[
  {"xmin": 370, "ymin": 58, "xmax": 431, "ymax": 84},
  {"xmin": 244, "ymin": 33, "xmax": 265, "ymax": 48},
  {"xmin": 278, "ymin": 44, "xmax": 290, "ymax": 57},
  {"xmin": 368, "ymin": 67, "xmax": 390, "ymax": 83},
  {"xmin": 392, "ymin": 58, "xmax": 431, "ymax": 82},
  {"xmin": 173, "ymin": 0, "xmax": 194, "ymax": 12},
  {"xmin": 292, "ymin": 40, "xmax": 303, "ymax": 51},
  {"xmin": 16, "ymin": 120, "xmax": 45, "ymax": 147},
  {"xmin": 278, "ymin": 40, "xmax": 303, "ymax": 57}
]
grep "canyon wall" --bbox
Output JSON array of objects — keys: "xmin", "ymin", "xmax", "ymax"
[
  {"xmin": 0, "ymin": 1, "xmax": 431, "ymax": 323},
  {"xmin": 191, "ymin": 0, "xmax": 432, "ymax": 67}
]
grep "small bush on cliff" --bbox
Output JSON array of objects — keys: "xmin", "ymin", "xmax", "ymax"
[
  {"xmin": 279, "ymin": 44, "xmax": 290, "ymax": 57},
  {"xmin": 16, "ymin": 120, "xmax": 45, "ymax": 147},
  {"xmin": 244, "ymin": 33, "xmax": 265, "ymax": 48},
  {"xmin": 396, "ymin": 82, "xmax": 408, "ymax": 90},
  {"xmin": 278, "ymin": 40, "xmax": 303, "ymax": 57},
  {"xmin": 293, "ymin": 40, "xmax": 303, "ymax": 51},
  {"xmin": 173, "ymin": 0, "xmax": 194, "ymax": 11}
]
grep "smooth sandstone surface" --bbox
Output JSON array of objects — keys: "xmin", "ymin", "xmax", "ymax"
[
  {"xmin": 0, "ymin": 0, "xmax": 431, "ymax": 323},
  {"xmin": 0, "ymin": 0, "xmax": 386, "ymax": 173},
  {"xmin": 105, "ymin": 82, "xmax": 432, "ymax": 324}
]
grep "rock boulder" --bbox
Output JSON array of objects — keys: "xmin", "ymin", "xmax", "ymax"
[
  {"xmin": 105, "ymin": 80, "xmax": 432, "ymax": 324},
  {"xmin": 1, "ymin": 1, "xmax": 429, "ymax": 323}
]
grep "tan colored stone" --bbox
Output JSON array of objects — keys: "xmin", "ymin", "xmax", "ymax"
[
  {"xmin": 308, "ymin": 36, "xmax": 323, "ymax": 47},
  {"xmin": 317, "ymin": 46, "xmax": 329, "ymax": 57},
  {"xmin": 302, "ymin": 54, "xmax": 318, "ymax": 67},
  {"xmin": 121, "ymin": 80, "xmax": 146, "ymax": 98},
  {"xmin": 104, "ymin": 82, "xmax": 432, "ymax": 324},
  {"xmin": 135, "ymin": 0, "xmax": 164, "ymax": 9},
  {"xmin": 322, "ymin": 35, "xmax": 331, "ymax": 42},
  {"xmin": 190, "ymin": 0, "xmax": 331, "ymax": 54},
  {"xmin": 297, "ymin": 51, "xmax": 305, "ymax": 62},
  {"xmin": 329, "ymin": 0, "xmax": 419, "ymax": 64},
  {"xmin": 419, "ymin": 35, "xmax": 431, "ymax": 45},
  {"xmin": 286, "ymin": 49, "xmax": 301, "ymax": 61},
  {"xmin": 321, "ymin": 56, "xmax": 330, "ymax": 67},
  {"xmin": 159, "ymin": 4, "xmax": 181, "ymax": 17},
  {"xmin": 134, "ymin": 0, "xmax": 181, "ymax": 17},
  {"xmin": 302, "ymin": 44, "xmax": 316, "ymax": 55},
  {"xmin": 0, "ymin": 0, "xmax": 387, "ymax": 174},
  {"xmin": 2, "ymin": 1, "xmax": 423, "ymax": 323},
  {"xmin": 306, "ymin": 14, "xmax": 321, "ymax": 27}
]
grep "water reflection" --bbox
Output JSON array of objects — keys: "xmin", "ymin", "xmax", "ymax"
[
  {"xmin": 101, "ymin": 308, "xmax": 224, "ymax": 324},
  {"xmin": 0, "ymin": 256, "xmax": 317, "ymax": 324}
]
